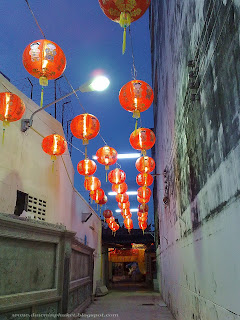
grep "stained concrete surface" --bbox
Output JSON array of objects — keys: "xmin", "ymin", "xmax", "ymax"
[{"xmin": 83, "ymin": 281, "xmax": 175, "ymax": 320}]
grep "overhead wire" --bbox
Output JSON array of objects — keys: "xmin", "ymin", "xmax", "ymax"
[{"xmin": 24, "ymin": 0, "xmax": 110, "ymax": 155}]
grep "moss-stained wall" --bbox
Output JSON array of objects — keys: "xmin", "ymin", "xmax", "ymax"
[{"xmin": 150, "ymin": 0, "xmax": 240, "ymax": 319}]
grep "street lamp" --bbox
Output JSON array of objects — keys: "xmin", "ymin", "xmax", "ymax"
[{"xmin": 21, "ymin": 75, "xmax": 110, "ymax": 132}]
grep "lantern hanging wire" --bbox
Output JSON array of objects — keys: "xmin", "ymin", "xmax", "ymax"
[{"xmin": 24, "ymin": 0, "xmax": 112, "ymax": 154}]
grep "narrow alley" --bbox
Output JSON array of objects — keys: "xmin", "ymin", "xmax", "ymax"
[{"xmin": 84, "ymin": 281, "xmax": 174, "ymax": 320}]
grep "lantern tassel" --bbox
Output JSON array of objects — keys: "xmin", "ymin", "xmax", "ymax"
[
  {"xmin": 134, "ymin": 119, "xmax": 138, "ymax": 134},
  {"xmin": 122, "ymin": 27, "xmax": 126, "ymax": 55},
  {"xmin": 106, "ymin": 170, "xmax": 108, "ymax": 183},
  {"xmin": 114, "ymin": 232, "xmax": 116, "ymax": 237},
  {"xmin": 2, "ymin": 128, "xmax": 5, "ymax": 145},
  {"xmin": 97, "ymin": 204, "xmax": 98, "ymax": 211},
  {"xmin": 52, "ymin": 161, "xmax": 55, "ymax": 173},
  {"xmin": 85, "ymin": 145, "xmax": 87, "ymax": 159},
  {"xmin": 40, "ymin": 87, "xmax": 44, "ymax": 108}
]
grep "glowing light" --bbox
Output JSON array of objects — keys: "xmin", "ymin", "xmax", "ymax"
[
  {"xmin": 53, "ymin": 134, "xmax": 58, "ymax": 154},
  {"xmin": 4, "ymin": 93, "xmax": 10, "ymax": 119},
  {"xmin": 92, "ymin": 152, "xmax": 140, "ymax": 160},
  {"xmin": 115, "ymin": 208, "xmax": 138, "ymax": 212},
  {"xmin": 108, "ymin": 191, "xmax": 138, "ymax": 196},
  {"xmin": 90, "ymin": 76, "xmax": 110, "ymax": 91}
]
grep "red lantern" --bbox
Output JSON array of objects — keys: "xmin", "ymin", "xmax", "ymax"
[
  {"xmin": 108, "ymin": 168, "xmax": 126, "ymax": 184},
  {"xmin": 138, "ymin": 212, "xmax": 148, "ymax": 219},
  {"xmin": 138, "ymin": 215, "xmax": 147, "ymax": 222},
  {"xmin": 116, "ymin": 193, "xmax": 129, "ymax": 203},
  {"xmin": 135, "ymin": 156, "xmax": 155, "ymax": 173},
  {"xmin": 98, "ymin": 194, "xmax": 108, "ymax": 215},
  {"xmin": 109, "ymin": 221, "xmax": 118, "ymax": 231},
  {"xmin": 103, "ymin": 209, "xmax": 113, "ymax": 219},
  {"xmin": 77, "ymin": 159, "xmax": 97, "ymax": 177},
  {"xmin": 124, "ymin": 218, "xmax": 133, "ymax": 230},
  {"xmin": 22, "ymin": 39, "xmax": 66, "ymax": 86},
  {"xmin": 139, "ymin": 221, "xmax": 147, "ymax": 231},
  {"xmin": 136, "ymin": 173, "xmax": 153, "ymax": 187},
  {"xmin": 106, "ymin": 216, "xmax": 115, "ymax": 224},
  {"xmin": 122, "ymin": 210, "xmax": 132, "ymax": 219},
  {"xmin": 129, "ymin": 128, "xmax": 155, "ymax": 155},
  {"xmin": 84, "ymin": 176, "xmax": 101, "ymax": 192},
  {"xmin": 96, "ymin": 146, "xmax": 118, "ymax": 171},
  {"xmin": 98, "ymin": 1, "xmax": 151, "ymax": 54},
  {"xmin": 137, "ymin": 196, "xmax": 150, "ymax": 204},
  {"xmin": 119, "ymin": 80, "xmax": 154, "ymax": 118},
  {"xmin": 138, "ymin": 187, "xmax": 151, "ymax": 199},
  {"xmin": 98, "ymin": 195, "xmax": 108, "ymax": 206},
  {"xmin": 112, "ymin": 182, "xmax": 128, "ymax": 194},
  {"xmin": 42, "ymin": 134, "xmax": 67, "ymax": 161},
  {"xmin": 71, "ymin": 114, "xmax": 100, "ymax": 145},
  {"xmin": 90, "ymin": 188, "xmax": 105, "ymax": 203},
  {"xmin": 0, "ymin": 92, "xmax": 25, "ymax": 124},
  {"xmin": 118, "ymin": 201, "xmax": 130, "ymax": 210},
  {"xmin": 138, "ymin": 204, "xmax": 149, "ymax": 213}
]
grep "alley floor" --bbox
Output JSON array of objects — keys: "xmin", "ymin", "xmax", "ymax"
[{"xmin": 83, "ymin": 281, "xmax": 175, "ymax": 320}]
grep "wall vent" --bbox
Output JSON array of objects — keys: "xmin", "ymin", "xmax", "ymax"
[{"xmin": 27, "ymin": 195, "xmax": 47, "ymax": 221}]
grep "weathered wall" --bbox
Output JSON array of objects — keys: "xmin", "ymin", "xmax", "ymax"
[
  {"xmin": 150, "ymin": 0, "xmax": 240, "ymax": 319},
  {"xmin": 0, "ymin": 73, "xmax": 102, "ymax": 296}
]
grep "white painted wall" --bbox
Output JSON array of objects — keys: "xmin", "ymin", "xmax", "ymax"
[
  {"xmin": 0, "ymin": 73, "xmax": 102, "ymax": 295},
  {"xmin": 150, "ymin": 1, "xmax": 240, "ymax": 319}
]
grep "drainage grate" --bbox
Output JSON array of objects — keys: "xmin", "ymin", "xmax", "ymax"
[{"xmin": 27, "ymin": 195, "xmax": 47, "ymax": 221}]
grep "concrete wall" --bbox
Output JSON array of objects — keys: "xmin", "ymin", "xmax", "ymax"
[
  {"xmin": 150, "ymin": 0, "xmax": 240, "ymax": 319},
  {"xmin": 0, "ymin": 73, "xmax": 102, "ymax": 295}
]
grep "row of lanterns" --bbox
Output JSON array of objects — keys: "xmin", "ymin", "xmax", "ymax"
[{"xmin": 0, "ymin": 12, "xmax": 155, "ymax": 233}]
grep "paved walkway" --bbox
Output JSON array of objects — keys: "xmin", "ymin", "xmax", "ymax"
[{"xmin": 83, "ymin": 281, "xmax": 175, "ymax": 320}]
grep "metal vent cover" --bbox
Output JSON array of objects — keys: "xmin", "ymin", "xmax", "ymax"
[{"xmin": 27, "ymin": 195, "xmax": 47, "ymax": 221}]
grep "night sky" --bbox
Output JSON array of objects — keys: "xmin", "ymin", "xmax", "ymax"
[{"xmin": 0, "ymin": 1, "xmax": 154, "ymax": 228}]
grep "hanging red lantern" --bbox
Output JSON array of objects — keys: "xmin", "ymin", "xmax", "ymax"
[
  {"xmin": 90, "ymin": 188, "xmax": 105, "ymax": 203},
  {"xmin": 98, "ymin": 194, "xmax": 108, "ymax": 215},
  {"xmin": 77, "ymin": 159, "xmax": 97, "ymax": 177},
  {"xmin": 124, "ymin": 218, "xmax": 133, "ymax": 231},
  {"xmin": 139, "ymin": 221, "xmax": 147, "ymax": 232},
  {"xmin": 84, "ymin": 176, "xmax": 101, "ymax": 192},
  {"xmin": 111, "ymin": 223, "xmax": 120, "ymax": 235},
  {"xmin": 98, "ymin": 1, "xmax": 151, "ymax": 54},
  {"xmin": 138, "ymin": 214, "xmax": 147, "ymax": 221},
  {"xmin": 138, "ymin": 211, "xmax": 148, "ymax": 219},
  {"xmin": 138, "ymin": 186, "xmax": 151, "ymax": 199},
  {"xmin": 129, "ymin": 128, "xmax": 155, "ymax": 155},
  {"xmin": 119, "ymin": 80, "xmax": 154, "ymax": 119},
  {"xmin": 112, "ymin": 182, "xmax": 128, "ymax": 194},
  {"xmin": 136, "ymin": 173, "xmax": 153, "ymax": 187},
  {"xmin": 71, "ymin": 113, "xmax": 100, "ymax": 146},
  {"xmin": 118, "ymin": 201, "xmax": 130, "ymax": 210},
  {"xmin": 0, "ymin": 92, "xmax": 25, "ymax": 124},
  {"xmin": 116, "ymin": 193, "xmax": 129, "ymax": 203},
  {"xmin": 138, "ymin": 204, "xmax": 149, "ymax": 213},
  {"xmin": 22, "ymin": 39, "xmax": 66, "ymax": 86},
  {"xmin": 137, "ymin": 196, "xmax": 150, "ymax": 204},
  {"xmin": 103, "ymin": 209, "xmax": 113, "ymax": 220},
  {"xmin": 108, "ymin": 168, "xmax": 126, "ymax": 184},
  {"xmin": 106, "ymin": 216, "xmax": 115, "ymax": 224},
  {"xmin": 98, "ymin": 195, "xmax": 108, "ymax": 206},
  {"xmin": 42, "ymin": 134, "xmax": 67, "ymax": 161},
  {"xmin": 96, "ymin": 146, "xmax": 118, "ymax": 171},
  {"xmin": 122, "ymin": 210, "xmax": 132, "ymax": 219},
  {"xmin": 135, "ymin": 156, "xmax": 155, "ymax": 173},
  {"xmin": 0, "ymin": 92, "xmax": 26, "ymax": 143}
]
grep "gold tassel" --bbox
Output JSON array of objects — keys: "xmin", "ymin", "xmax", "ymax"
[
  {"xmin": 134, "ymin": 119, "xmax": 138, "ymax": 134},
  {"xmin": 114, "ymin": 232, "xmax": 116, "ymax": 237},
  {"xmin": 2, "ymin": 128, "xmax": 5, "ymax": 145},
  {"xmin": 51, "ymin": 155, "xmax": 56, "ymax": 173},
  {"xmin": 40, "ymin": 87, "xmax": 44, "ymax": 108},
  {"xmin": 106, "ymin": 170, "xmax": 108, "ymax": 182},
  {"xmin": 122, "ymin": 27, "xmax": 126, "ymax": 54},
  {"xmin": 85, "ymin": 145, "xmax": 87, "ymax": 159}
]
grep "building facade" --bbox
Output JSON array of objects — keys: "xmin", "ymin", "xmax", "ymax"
[
  {"xmin": 0, "ymin": 72, "xmax": 102, "ymax": 298},
  {"xmin": 150, "ymin": 0, "xmax": 240, "ymax": 319}
]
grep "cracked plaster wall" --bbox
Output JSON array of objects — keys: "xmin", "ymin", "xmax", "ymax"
[{"xmin": 150, "ymin": 0, "xmax": 240, "ymax": 319}]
